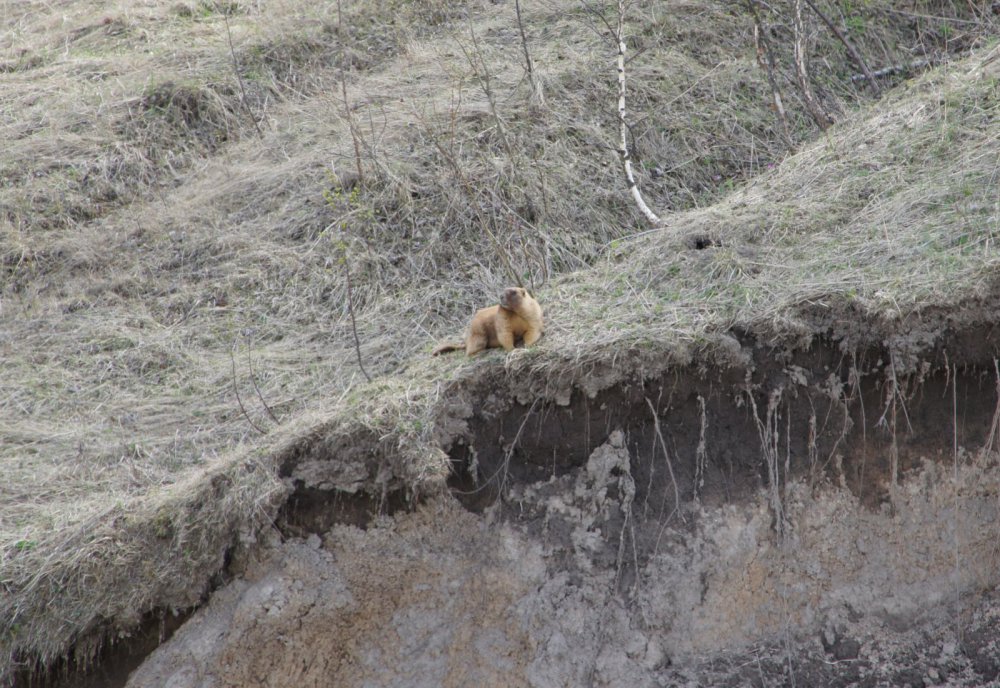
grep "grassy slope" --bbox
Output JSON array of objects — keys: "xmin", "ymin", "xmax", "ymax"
[{"xmin": 1, "ymin": 0, "xmax": 997, "ymax": 677}]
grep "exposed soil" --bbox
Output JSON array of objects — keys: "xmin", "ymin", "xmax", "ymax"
[{"xmin": 35, "ymin": 318, "xmax": 1000, "ymax": 688}]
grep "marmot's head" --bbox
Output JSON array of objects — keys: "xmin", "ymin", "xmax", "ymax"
[{"xmin": 500, "ymin": 287, "xmax": 528, "ymax": 311}]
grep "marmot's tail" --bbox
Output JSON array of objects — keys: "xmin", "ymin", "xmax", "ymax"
[{"xmin": 432, "ymin": 343, "xmax": 463, "ymax": 356}]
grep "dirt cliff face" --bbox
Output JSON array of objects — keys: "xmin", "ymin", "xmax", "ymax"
[
  {"xmin": 126, "ymin": 450, "xmax": 1000, "ymax": 687},
  {"xmin": 124, "ymin": 329, "xmax": 1000, "ymax": 688}
]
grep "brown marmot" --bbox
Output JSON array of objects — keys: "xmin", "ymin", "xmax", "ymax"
[{"xmin": 433, "ymin": 287, "xmax": 544, "ymax": 356}]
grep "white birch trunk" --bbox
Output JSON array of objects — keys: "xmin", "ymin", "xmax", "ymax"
[{"xmin": 616, "ymin": 0, "xmax": 661, "ymax": 226}]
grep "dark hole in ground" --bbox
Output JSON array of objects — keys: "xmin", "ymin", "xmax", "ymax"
[
  {"xmin": 12, "ymin": 609, "xmax": 192, "ymax": 688},
  {"xmin": 687, "ymin": 233, "xmax": 720, "ymax": 250},
  {"xmin": 277, "ymin": 484, "xmax": 411, "ymax": 536}
]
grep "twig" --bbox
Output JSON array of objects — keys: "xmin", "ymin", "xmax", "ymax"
[
  {"xmin": 514, "ymin": 0, "xmax": 544, "ymax": 107},
  {"xmin": 337, "ymin": 0, "xmax": 365, "ymax": 185},
  {"xmin": 450, "ymin": 400, "xmax": 539, "ymax": 499},
  {"xmin": 615, "ymin": 0, "xmax": 661, "ymax": 226},
  {"xmin": 220, "ymin": 7, "xmax": 263, "ymax": 138},
  {"xmin": 231, "ymin": 344, "xmax": 266, "ymax": 434},
  {"xmin": 413, "ymin": 106, "xmax": 523, "ymax": 287},
  {"xmin": 343, "ymin": 259, "xmax": 371, "ymax": 382},
  {"xmin": 747, "ymin": 0, "xmax": 793, "ymax": 148},
  {"xmin": 510, "ymin": 214, "xmax": 536, "ymax": 293},
  {"xmin": 614, "ymin": 457, "xmax": 639, "ymax": 597},
  {"xmin": 245, "ymin": 338, "xmax": 279, "ymax": 423},
  {"xmin": 459, "ymin": 20, "xmax": 516, "ymax": 161},
  {"xmin": 801, "ymin": 0, "xmax": 881, "ymax": 96},
  {"xmin": 792, "ymin": 0, "xmax": 832, "ymax": 129}
]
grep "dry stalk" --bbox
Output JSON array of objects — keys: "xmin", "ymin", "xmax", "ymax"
[
  {"xmin": 510, "ymin": 214, "xmax": 537, "ymax": 293},
  {"xmin": 950, "ymin": 360, "xmax": 962, "ymax": 617},
  {"xmin": 747, "ymin": 0, "xmax": 793, "ymax": 149},
  {"xmin": 246, "ymin": 337, "xmax": 279, "ymax": 423},
  {"xmin": 792, "ymin": 0, "xmax": 831, "ymax": 129},
  {"xmin": 876, "ymin": 352, "xmax": 914, "ymax": 498},
  {"xmin": 459, "ymin": 21, "xmax": 516, "ymax": 160},
  {"xmin": 784, "ymin": 401, "xmax": 792, "ymax": 510},
  {"xmin": 514, "ymin": 0, "xmax": 545, "ymax": 107},
  {"xmin": 615, "ymin": 0, "xmax": 661, "ymax": 226},
  {"xmin": 337, "ymin": 0, "xmax": 365, "ymax": 185},
  {"xmin": 952, "ymin": 361, "xmax": 959, "ymax": 468},
  {"xmin": 459, "ymin": 17, "xmax": 543, "ymax": 247},
  {"xmin": 807, "ymin": 406, "xmax": 819, "ymax": 484},
  {"xmin": 820, "ymin": 380, "xmax": 853, "ymax": 480},
  {"xmin": 497, "ymin": 403, "xmax": 536, "ymax": 498},
  {"xmin": 221, "ymin": 6, "xmax": 264, "ymax": 138},
  {"xmin": 450, "ymin": 401, "xmax": 539, "ymax": 500},
  {"xmin": 613, "ymin": 444, "xmax": 639, "ymax": 597},
  {"xmin": 231, "ymin": 343, "xmax": 266, "ymax": 434},
  {"xmin": 849, "ymin": 354, "xmax": 868, "ymax": 491},
  {"xmin": 343, "ymin": 259, "xmax": 372, "ymax": 383},
  {"xmin": 411, "ymin": 105, "xmax": 523, "ymax": 287}
]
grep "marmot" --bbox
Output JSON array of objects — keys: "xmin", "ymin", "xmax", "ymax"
[{"xmin": 433, "ymin": 287, "xmax": 544, "ymax": 356}]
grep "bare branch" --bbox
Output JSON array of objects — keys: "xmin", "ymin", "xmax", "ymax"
[
  {"xmin": 343, "ymin": 259, "xmax": 372, "ymax": 383},
  {"xmin": 231, "ymin": 343, "xmax": 266, "ymax": 434},
  {"xmin": 411, "ymin": 105, "xmax": 524, "ymax": 288},
  {"xmin": 792, "ymin": 0, "xmax": 832, "ymax": 129},
  {"xmin": 337, "ymin": 0, "xmax": 365, "ymax": 185},
  {"xmin": 615, "ymin": 0, "xmax": 661, "ymax": 226},
  {"xmin": 246, "ymin": 337, "xmax": 279, "ymax": 423},
  {"xmin": 746, "ymin": 0, "xmax": 793, "ymax": 148},
  {"xmin": 221, "ymin": 7, "xmax": 264, "ymax": 138},
  {"xmin": 801, "ymin": 0, "xmax": 881, "ymax": 96},
  {"xmin": 514, "ymin": 0, "xmax": 545, "ymax": 107}
]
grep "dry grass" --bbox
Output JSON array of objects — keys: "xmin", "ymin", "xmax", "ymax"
[
  {"xmin": 1, "ymin": 0, "xmax": 997, "ymax": 679},
  {"xmin": 538, "ymin": 50, "xmax": 1000, "ymax": 371}
]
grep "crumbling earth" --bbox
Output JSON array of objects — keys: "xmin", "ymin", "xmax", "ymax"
[{"xmin": 125, "ymin": 337, "xmax": 1000, "ymax": 687}]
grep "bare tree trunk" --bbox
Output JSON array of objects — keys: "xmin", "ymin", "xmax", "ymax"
[
  {"xmin": 792, "ymin": 0, "xmax": 832, "ymax": 129},
  {"xmin": 615, "ymin": 0, "xmax": 661, "ymax": 226}
]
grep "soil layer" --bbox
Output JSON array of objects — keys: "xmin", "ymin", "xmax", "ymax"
[{"xmin": 113, "ymin": 323, "xmax": 1000, "ymax": 687}]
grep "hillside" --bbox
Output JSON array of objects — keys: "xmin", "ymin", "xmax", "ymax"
[{"xmin": 2, "ymin": 0, "xmax": 1000, "ymax": 686}]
